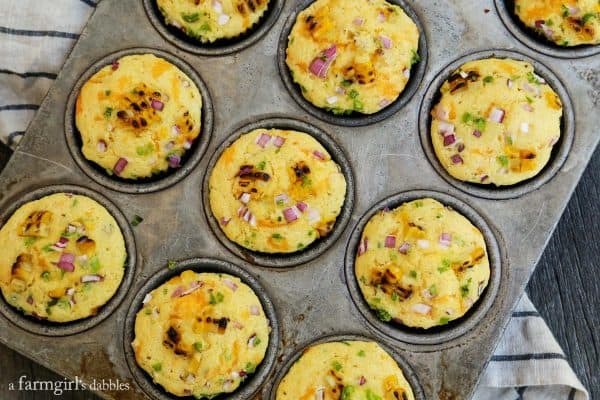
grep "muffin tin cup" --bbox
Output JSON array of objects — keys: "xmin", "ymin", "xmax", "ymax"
[
  {"xmin": 202, "ymin": 116, "xmax": 355, "ymax": 268},
  {"xmin": 418, "ymin": 49, "xmax": 575, "ymax": 200},
  {"xmin": 123, "ymin": 257, "xmax": 280, "ymax": 400},
  {"xmin": 143, "ymin": 0, "xmax": 285, "ymax": 56},
  {"xmin": 0, "ymin": 184, "xmax": 137, "ymax": 337},
  {"xmin": 64, "ymin": 47, "xmax": 214, "ymax": 194},
  {"xmin": 266, "ymin": 333, "xmax": 426, "ymax": 400},
  {"xmin": 277, "ymin": 0, "xmax": 429, "ymax": 127},
  {"xmin": 495, "ymin": 0, "xmax": 600, "ymax": 59},
  {"xmin": 344, "ymin": 190, "xmax": 505, "ymax": 347}
]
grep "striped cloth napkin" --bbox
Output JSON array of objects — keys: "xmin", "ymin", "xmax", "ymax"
[{"xmin": 0, "ymin": 1, "xmax": 590, "ymax": 399}]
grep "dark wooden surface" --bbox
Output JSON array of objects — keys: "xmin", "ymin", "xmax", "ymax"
[{"xmin": 0, "ymin": 142, "xmax": 598, "ymax": 399}]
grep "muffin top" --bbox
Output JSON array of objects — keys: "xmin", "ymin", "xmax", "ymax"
[
  {"xmin": 209, "ymin": 128, "xmax": 347, "ymax": 254},
  {"xmin": 285, "ymin": 0, "xmax": 420, "ymax": 115},
  {"xmin": 0, "ymin": 193, "xmax": 127, "ymax": 322},
  {"xmin": 75, "ymin": 54, "xmax": 202, "ymax": 180},
  {"xmin": 431, "ymin": 58, "xmax": 562, "ymax": 186},
  {"xmin": 354, "ymin": 198, "xmax": 490, "ymax": 329},
  {"xmin": 276, "ymin": 340, "xmax": 415, "ymax": 400},
  {"xmin": 132, "ymin": 270, "xmax": 270, "ymax": 398},
  {"xmin": 157, "ymin": 0, "xmax": 271, "ymax": 43},
  {"xmin": 514, "ymin": 0, "xmax": 600, "ymax": 46}
]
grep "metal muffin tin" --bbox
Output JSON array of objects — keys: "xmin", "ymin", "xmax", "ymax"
[{"xmin": 0, "ymin": 0, "xmax": 598, "ymax": 399}]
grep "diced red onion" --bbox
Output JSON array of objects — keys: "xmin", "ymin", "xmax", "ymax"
[
  {"xmin": 489, "ymin": 107, "xmax": 505, "ymax": 123},
  {"xmin": 66, "ymin": 224, "xmax": 77, "ymax": 234},
  {"xmin": 168, "ymin": 154, "xmax": 181, "ymax": 168},
  {"xmin": 237, "ymin": 206, "xmax": 247, "ymax": 217},
  {"xmin": 111, "ymin": 61, "xmax": 119, "ymax": 70},
  {"xmin": 307, "ymin": 208, "xmax": 321, "ymax": 224},
  {"xmin": 520, "ymin": 122, "xmax": 529, "ymax": 133},
  {"xmin": 378, "ymin": 12, "xmax": 386, "ymax": 22},
  {"xmin": 309, "ymin": 45, "xmax": 337, "ymax": 78},
  {"xmin": 336, "ymin": 86, "xmax": 346, "ymax": 95},
  {"xmin": 323, "ymin": 45, "xmax": 337, "ymax": 60},
  {"xmin": 181, "ymin": 281, "xmax": 202, "ymax": 296},
  {"xmin": 223, "ymin": 380, "xmax": 233, "ymax": 391},
  {"xmin": 535, "ymin": 20, "xmax": 544, "ymax": 28},
  {"xmin": 533, "ymin": 73, "xmax": 545, "ymax": 84},
  {"xmin": 446, "ymin": 308, "xmax": 455, "ymax": 315},
  {"xmin": 223, "ymin": 278, "xmax": 238, "ymax": 292},
  {"xmin": 353, "ymin": 17, "xmax": 364, "ymax": 26},
  {"xmin": 60, "ymin": 253, "xmax": 75, "ymax": 264},
  {"xmin": 142, "ymin": 293, "xmax": 152, "ymax": 305},
  {"xmin": 243, "ymin": 209, "xmax": 252, "ymax": 222},
  {"xmin": 313, "ymin": 150, "xmax": 326, "ymax": 160},
  {"xmin": 549, "ymin": 136, "xmax": 559, "ymax": 147},
  {"xmin": 422, "ymin": 289, "xmax": 433, "ymax": 300},
  {"xmin": 523, "ymin": 82, "xmax": 540, "ymax": 97},
  {"xmin": 480, "ymin": 175, "xmax": 489, "ymax": 182},
  {"xmin": 27, "ymin": 296, "xmax": 34, "ymax": 305},
  {"xmin": 359, "ymin": 376, "xmax": 366, "ymax": 386},
  {"xmin": 151, "ymin": 99, "xmax": 164, "ymax": 111},
  {"xmin": 55, "ymin": 237, "xmax": 68, "ymax": 249},
  {"xmin": 212, "ymin": 0, "xmax": 223, "ymax": 13},
  {"xmin": 77, "ymin": 255, "xmax": 88, "ymax": 265},
  {"xmin": 379, "ymin": 98, "xmax": 391, "ymax": 108},
  {"xmin": 541, "ymin": 25, "xmax": 554, "ymax": 39},
  {"xmin": 451, "ymin": 154, "xmax": 463, "ymax": 164},
  {"xmin": 384, "ymin": 235, "xmax": 396, "ymax": 248},
  {"xmin": 403, "ymin": 68, "xmax": 410, "ymax": 79},
  {"xmin": 239, "ymin": 192, "xmax": 251, "ymax": 204},
  {"xmin": 81, "ymin": 274, "xmax": 104, "ymax": 283},
  {"xmin": 358, "ymin": 237, "xmax": 368, "ymax": 256},
  {"xmin": 283, "ymin": 207, "xmax": 299, "ymax": 222},
  {"xmin": 380, "ymin": 35, "xmax": 392, "ymax": 49},
  {"xmin": 412, "ymin": 303, "xmax": 432, "ymax": 314},
  {"xmin": 171, "ymin": 286, "xmax": 184, "ymax": 298},
  {"xmin": 296, "ymin": 201, "xmax": 308, "ymax": 212},
  {"xmin": 249, "ymin": 214, "xmax": 257, "ymax": 227},
  {"xmin": 473, "ymin": 130, "xmax": 482, "ymax": 138},
  {"xmin": 97, "ymin": 140, "xmax": 107, "ymax": 153},
  {"xmin": 309, "ymin": 57, "xmax": 329, "ymax": 79},
  {"xmin": 398, "ymin": 242, "xmax": 410, "ymax": 254},
  {"xmin": 439, "ymin": 232, "xmax": 452, "ymax": 247},
  {"xmin": 248, "ymin": 334, "xmax": 257, "ymax": 347},
  {"xmin": 522, "ymin": 103, "xmax": 534, "ymax": 112},
  {"xmin": 459, "ymin": 71, "xmax": 469, "ymax": 79},
  {"xmin": 438, "ymin": 121, "xmax": 455, "ymax": 135},
  {"xmin": 165, "ymin": 141, "xmax": 174, "ymax": 152},
  {"xmin": 231, "ymin": 321, "xmax": 244, "ymax": 330},
  {"xmin": 443, "ymin": 134, "xmax": 456, "ymax": 146},
  {"xmin": 434, "ymin": 104, "xmax": 450, "ymax": 121},
  {"xmin": 326, "ymin": 96, "xmax": 338, "ymax": 105},
  {"xmin": 255, "ymin": 133, "xmax": 271, "ymax": 148},
  {"xmin": 171, "ymin": 125, "xmax": 181, "ymax": 136},
  {"xmin": 273, "ymin": 136, "xmax": 286, "ymax": 147},
  {"xmin": 220, "ymin": 217, "xmax": 231, "ymax": 226},
  {"xmin": 218, "ymin": 14, "xmax": 230, "ymax": 25},
  {"xmin": 250, "ymin": 305, "xmax": 260, "ymax": 316},
  {"xmin": 507, "ymin": 79, "xmax": 513, "ymax": 89},
  {"xmin": 183, "ymin": 139, "xmax": 193, "ymax": 150},
  {"xmin": 114, "ymin": 157, "xmax": 128, "ymax": 175},
  {"xmin": 567, "ymin": 5, "xmax": 580, "ymax": 15}
]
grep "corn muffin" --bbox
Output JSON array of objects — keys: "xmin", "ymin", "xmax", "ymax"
[
  {"xmin": 285, "ymin": 0, "xmax": 420, "ymax": 115},
  {"xmin": 209, "ymin": 128, "xmax": 347, "ymax": 254},
  {"xmin": 0, "ymin": 193, "xmax": 127, "ymax": 322},
  {"xmin": 431, "ymin": 58, "xmax": 563, "ymax": 186},
  {"xmin": 131, "ymin": 270, "xmax": 270, "ymax": 398},
  {"xmin": 354, "ymin": 198, "xmax": 490, "ymax": 329},
  {"xmin": 514, "ymin": 0, "xmax": 600, "ymax": 46},
  {"xmin": 157, "ymin": 0, "xmax": 271, "ymax": 43},
  {"xmin": 75, "ymin": 54, "xmax": 202, "ymax": 180},
  {"xmin": 276, "ymin": 341, "xmax": 415, "ymax": 400}
]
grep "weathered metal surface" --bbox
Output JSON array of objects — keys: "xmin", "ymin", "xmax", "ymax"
[{"xmin": 0, "ymin": 0, "xmax": 598, "ymax": 399}]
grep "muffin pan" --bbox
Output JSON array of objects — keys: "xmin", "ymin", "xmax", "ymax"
[{"xmin": 0, "ymin": 0, "xmax": 598, "ymax": 399}]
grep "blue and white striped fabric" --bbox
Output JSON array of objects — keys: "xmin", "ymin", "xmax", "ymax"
[{"xmin": 0, "ymin": 1, "xmax": 590, "ymax": 399}]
